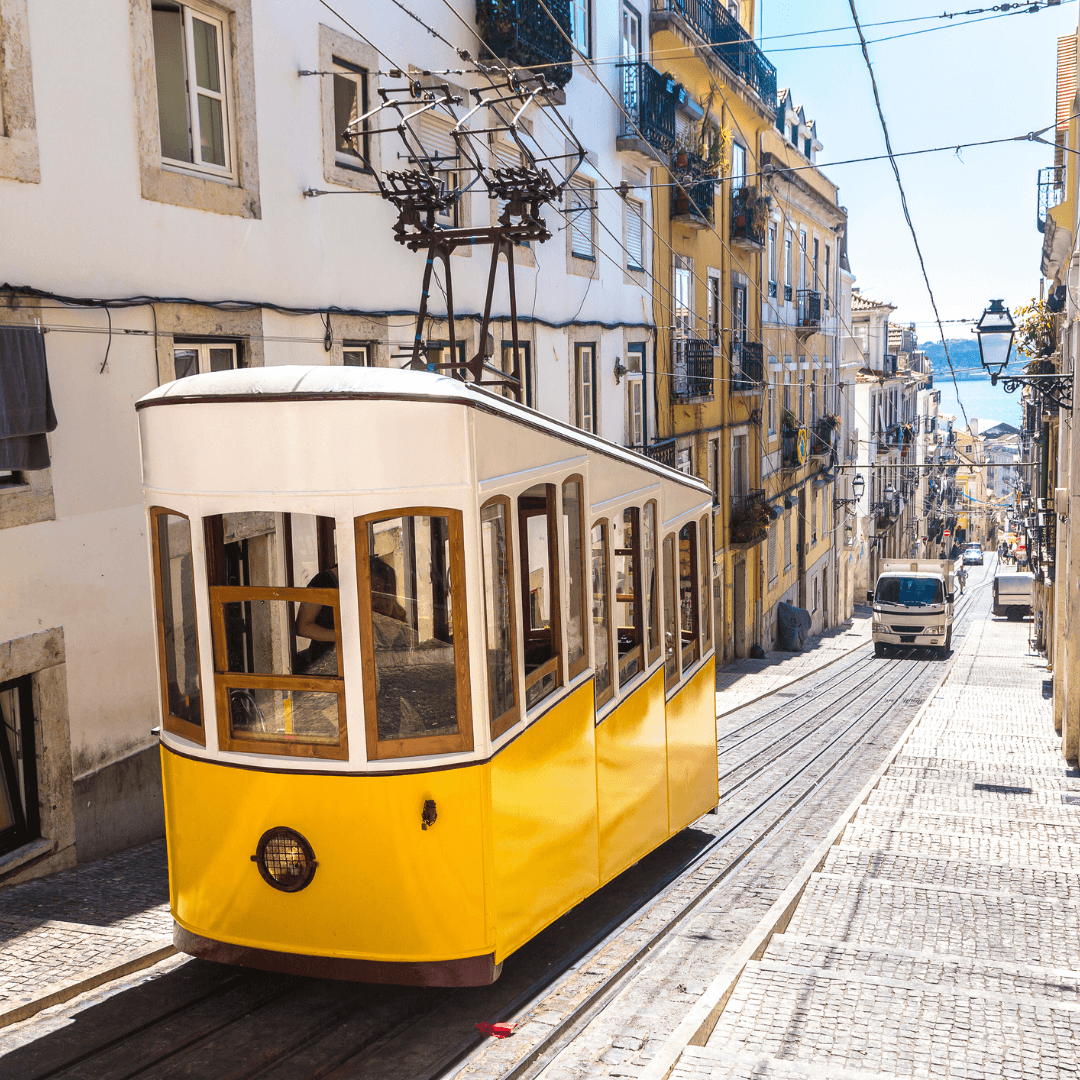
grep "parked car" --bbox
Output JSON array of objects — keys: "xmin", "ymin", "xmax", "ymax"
[
  {"xmin": 962, "ymin": 546, "xmax": 984, "ymax": 566},
  {"xmin": 993, "ymin": 572, "xmax": 1034, "ymax": 620}
]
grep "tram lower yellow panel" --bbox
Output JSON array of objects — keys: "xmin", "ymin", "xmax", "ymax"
[
  {"xmin": 666, "ymin": 655, "xmax": 719, "ymax": 833},
  {"xmin": 161, "ymin": 748, "xmax": 491, "ymax": 963},
  {"xmin": 596, "ymin": 666, "xmax": 669, "ymax": 884},
  {"xmin": 489, "ymin": 679, "xmax": 599, "ymax": 962}
]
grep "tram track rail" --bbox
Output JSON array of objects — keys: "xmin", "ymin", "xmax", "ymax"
[{"xmin": 6, "ymin": 568, "xmax": 997, "ymax": 1080}]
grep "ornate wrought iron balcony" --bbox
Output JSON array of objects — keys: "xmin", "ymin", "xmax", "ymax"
[
  {"xmin": 651, "ymin": 0, "xmax": 777, "ymax": 107},
  {"xmin": 731, "ymin": 339, "xmax": 763, "ymax": 392},
  {"xmin": 731, "ymin": 186, "xmax": 769, "ymax": 248},
  {"xmin": 476, "ymin": 0, "xmax": 573, "ymax": 88},
  {"xmin": 617, "ymin": 61, "xmax": 678, "ymax": 162},
  {"xmin": 671, "ymin": 150, "xmax": 715, "ymax": 227},
  {"xmin": 796, "ymin": 289, "xmax": 821, "ymax": 331},
  {"xmin": 673, "ymin": 336, "xmax": 714, "ymax": 399},
  {"xmin": 643, "ymin": 438, "xmax": 677, "ymax": 468},
  {"xmin": 730, "ymin": 489, "xmax": 769, "ymax": 549}
]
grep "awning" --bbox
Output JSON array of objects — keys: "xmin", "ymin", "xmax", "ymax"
[{"xmin": 0, "ymin": 326, "xmax": 57, "ymax": 470}]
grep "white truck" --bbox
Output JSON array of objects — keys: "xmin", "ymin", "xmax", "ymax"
[{"xmin": 868, "ymin": 559, "xmax": 956, "ymax": 659}]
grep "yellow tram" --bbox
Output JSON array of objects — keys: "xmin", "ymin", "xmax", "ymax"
[{"xmin": 138, "ymin": 366, "xmax": 717, "ymax": 986}]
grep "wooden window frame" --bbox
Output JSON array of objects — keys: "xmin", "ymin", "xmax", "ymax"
[
  {"xmin": 679, "ymin": 520, "xmax": 700, "ymax": 671},
  {"xmin": 0, "ymin": 675, "xmax": 40, "ymax": 858},
  {"xmin": 643, "ymin": 499, "xmax": 661, "ymax": 666},
  {"xmin": 563, "ymin": 475, "xmax": 590, "ymax": 682},
  {"xmin": 354, "ymin": 507, "xmax": 473, "ymax": 760},
  {"xmin": 203, "ymin": 513, "xmax": 347, "ymax": 759},
  {"xmin": 149, "ymin": 506, "xmax": 205, "ymax": 746},
  {"xmin": 591, "ymin": 517, "xmax": 615, "ymax": 710},
  {"xmin": 575, "ymin": 343, "xmax": 597, "ymax": 433},
  {"xmin": 616, "ymin": 505, "xmax": 644, "ymax": 687},
  {"xmin": 663, "ymin": 532, "xmax": 680, "ymax": 690},
  {"xmin": 518, "ymin": 487, "xmax": 563, "ymax": 710},
  {"xmin": 700, "ymin": 514, "xmax": 712, "ymax": 653},
  {"xmin": 480, "ymin": 495, "xmax": 520, "ymax": 740}
]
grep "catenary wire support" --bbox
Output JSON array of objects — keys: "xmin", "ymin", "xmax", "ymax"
[{"xmin": 339, "ymin": 66, "xmax": 585, "ymax": 401}]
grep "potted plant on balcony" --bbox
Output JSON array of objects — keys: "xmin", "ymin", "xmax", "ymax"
[{"xmin": 730, "ymin": 500, "xmax": 771, "ymax": 545}]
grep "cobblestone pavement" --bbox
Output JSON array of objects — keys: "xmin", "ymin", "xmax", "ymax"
[
  {"xmin": 0, "ymin": 840, "xmax": 170, "ymax": 1014},
  {"xmin": 672, "ymin": 589, "xmax": 1075, "ymax": 1078},
  {"xmin": 715, "ymin": 607, "xmax": 872, "ymax": 716}
]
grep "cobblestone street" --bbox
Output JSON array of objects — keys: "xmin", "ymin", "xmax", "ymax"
[{"xmin": 671, "ymin": 600, "xmax": 1073, "ymax": 1078}]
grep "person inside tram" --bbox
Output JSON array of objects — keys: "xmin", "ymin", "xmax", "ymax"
[{"xmin": 295, "ymin": 564, "xmax": 339, "ymax": 675}]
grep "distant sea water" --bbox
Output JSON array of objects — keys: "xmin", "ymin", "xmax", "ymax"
[{"xmin": 931, "ymin": 371, "xmax": 1023, "ymax": 432}]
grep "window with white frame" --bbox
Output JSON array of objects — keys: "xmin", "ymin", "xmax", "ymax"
[
  {"xmin": 627, "ymin": 343, "xmax": 645, "ymax": 448},
  {"xmin": 152, "ymin": 3, "xmax": 234, "ymax": 178},
  {"xmin": 173, "ymin": 340, "xmax": 238, "ymax": 379},
  {"xmin": 626, "ymin": 198, "xmax": 645, "ymax": 271},
  {"xmin": 332, "ymin": 57, "xmax": 367, "ymax": 170},
  {"xmin": 730, "ymin": 141, "xmax": 746, "ymax": 186},
  {"xmin": 570, "ymin": 0, "xmax": 591, "ymax": 55},
  {"xmin": 767, "ymin": 376, "xmax": 776, "ymax": 434},
  {"xmin": 342, "ymin": 341, "xmax": 370, "ymax": 366},
  {"xmin": 569, "ymin": 176, "xmax": 595, "ymax": 259},
  {"xmin": 575, "ymin": 343, "xmax": 597, "ymax": 433},
  {"xmin": 676, "ymin": 447, "xmax": 692, "ymax": 475}
]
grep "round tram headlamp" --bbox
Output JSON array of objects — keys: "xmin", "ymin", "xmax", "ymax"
[{"xmin": 252, "ymin": 827, "xmax": 317, "ymax": 892}]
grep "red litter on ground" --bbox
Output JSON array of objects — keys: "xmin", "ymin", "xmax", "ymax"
[{"xmin": 475, "ymin": 1021, "xmax": 517, "ymax": 1039}]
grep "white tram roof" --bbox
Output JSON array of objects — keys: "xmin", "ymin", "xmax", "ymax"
[{"xmin": 137, "ymin": 366, "xmax": 710, "ymax": 500}]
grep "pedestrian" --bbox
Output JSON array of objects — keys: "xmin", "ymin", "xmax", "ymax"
[{"xmin": 957, "ymin": 565, "xmax": 967, "ymax": 595}]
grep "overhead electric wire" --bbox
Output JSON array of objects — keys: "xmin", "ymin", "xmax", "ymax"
[{"xmin": 846, "ymin": 0, "xmax": 971, "ymax": 434}]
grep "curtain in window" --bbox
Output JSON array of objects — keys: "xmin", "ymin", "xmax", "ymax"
[{"xmin": 0, "ymin": 328, "xmax": 57, "ymax": 470}]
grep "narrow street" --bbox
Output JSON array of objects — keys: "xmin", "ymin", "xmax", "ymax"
[{"xmin": 0, "ymin": 564, "xmax": 1005, "ymax": 1080}]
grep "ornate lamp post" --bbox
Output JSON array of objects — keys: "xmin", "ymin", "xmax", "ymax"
[
  {"xmin": 975, "ymin": 298, "xmax": 1072, "ymax": 411},
  {"xmin": 833, "ymin": 472, "xmax": 865, "ymax": 511}
]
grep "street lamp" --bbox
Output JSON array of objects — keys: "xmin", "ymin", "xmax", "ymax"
[
  {"xmin": 852, "ymin": 474, "xmax": 865, "ymax": 499},
  {"xmin": 973, "ymin": 299, "xmax": 1015, "ymax": 380}
]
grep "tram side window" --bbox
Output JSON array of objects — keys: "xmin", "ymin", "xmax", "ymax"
[
  {"xmin": 480, "ymin": 498, "xmax": 518, "ymax": 739},
  {"xmin": 613, "ymin": 506, "xmax": 643, "ymax": 686},
  {"xmin": 679, "ymin": 521, "xmax": 700, "ymax": 671},
  {"xmin": 562, "ymin": 476, "xmax": 589, "ymax": 681},
  {"xmin": 357, "ymin": 510, "xmax": 473, "ymax": 759},
  {"xmin": 519, "ymin": 484, "xmax": 562, "ymax": 710},
  {"xmin": 663, "ymin": 533, "xmax": 679, "ymax": 689},
  {"xmin": 150, "ymin": 508, "xmax": 204, "ymax": 744},
  {"xmin": 642, "ymin": 500, "xmax": 661, "ymax": 665},
  {"xmin": 700, "ymin": 515, "xmax": 712, "ymax": 652},
  {"xmin": 204, "ymin": 512, "xmax": 347, "ymax": 758},
  {"xmin": 591, "ymin": 520, "xmax": 614, "ymax": 708}
]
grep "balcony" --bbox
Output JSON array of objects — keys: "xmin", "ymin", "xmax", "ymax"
[
  {"xmin": 810, "ymin": 417, "xmax": 837, "ymax": 461},
  {"xmin": 782, "ymin": 425, "xmax": 809, "ymax": 469},
  {"xmin": 476, "ymin": 0, "xmax": 573, "ymax": 89},
  {"xmin": 671, "ymin": 151, "xmax": 715, "ymax": 227},
  {"xmin": 1037, "ymin": 165, "xmax": 1065, "ymax": 234},
  {"xmin": 796, "ymin": 289, "xmax": 821, "ymax": 335},
  {"xmin": 650, "ymin": 0, "xmax": 777, "ymax": 108},
  {"xmin": 731, "ymin": 339, "xmax": 763, "ymax": 392},
  {"xmin": 730, "ymin": 489, "xmax": 769, "ymax": 549},
  {"xmin": 617, "ymin": 61, "xmax": 678, "ymax": 165},
  {"xmin": 643, "ymin": 438, "xmax": 677, "ymax": 469},
  {"xmin": 730, "ymin": 186, "xmax": 769, "ymax": 249},
  {"xmin": 673, "ymin": 336, "xmax": 714, "ymax": 399}
]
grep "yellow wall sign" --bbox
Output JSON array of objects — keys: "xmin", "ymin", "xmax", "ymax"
[{"xmin": 796, "ymin": 428, "xmax": 809, "ymax": 465}]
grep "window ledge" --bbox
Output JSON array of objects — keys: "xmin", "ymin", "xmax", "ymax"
[{"xmin": 572, "ymin": 252, "xmax": 596, "ymax": 262}]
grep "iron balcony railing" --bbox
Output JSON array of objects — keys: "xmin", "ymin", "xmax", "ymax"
[
  {"xmin": 644, "ymin": 438, "xmax": 677, "ymax": 468},
  {"xmin": 1037, "ymin": 165, "xmax": 1065, "ymax": 234},
  {"xmin": 671, "ymin": 150, "xmax": 715, "ymax": 225},
  {"xmin": 651, "ymin": 0, "xmax": 777, "ymax": 106},
  {"xmin": 730, "ymin": 489, "xmax": 769, "ymax": 547},
  {"xmin": 476, "ymin": 0, "xmax": 574, "ymax": 88},
  {"xmin": 796, "ymin": 289, "xmax": 821, "ymax": 330},
  {"xmin": 730, "ymin": 186, "xmax": 768, "ymax": 248},
  {"xmin": 618, "ymin": 61, "xmax": 678, "ymax": 153},
  {"xmin": 673, "ymin": 336, "xmax": 714, "ymax": 399},
  {"xmin": 731, "ymin": 339, "xmax": 764, "ymax": 392}
]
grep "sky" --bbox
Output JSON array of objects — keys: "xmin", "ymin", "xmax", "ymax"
[{"xmin": 756, "ymin": 0, "xmax": 1079, "ymax": 338}]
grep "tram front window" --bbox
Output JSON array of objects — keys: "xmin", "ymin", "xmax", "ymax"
[
  {"xmin": 613, "ymin": 506, "xmax": 643, "ymax": 685},
  {"xmin": 519, "ymin": 484, "xmax": 561, "ymax": 710},
  {"xmin": 205, "ymin": 512, "xmax": 347, "ymax": 758},
  {"xmin": 359, "ymin": 511, "xmax": 472, "ymax": 758}
]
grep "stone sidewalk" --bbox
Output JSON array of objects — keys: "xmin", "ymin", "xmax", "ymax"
[
  {"xmin": 673, "ymin": 599, "xmax": 1078, "ymax": 1078},
  {"xmin": 0, "ymin": 840, "xmax": 172, "ymax": 1025},
  {"xmin": 715, "ymin": 606, "xmax": 872, "ymax": 716}
]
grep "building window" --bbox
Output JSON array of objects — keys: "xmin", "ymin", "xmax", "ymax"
[
  {"xmin": 569, "ymin": 176, "xmax": 595, "ymax": 259},
  {"xmin": 519, "ymin": 485, "xmax": 562, "ymax": 709},
  {"xmin": 0, "ymin": 675, "xmax": 40, "ymax": 858},
  {"xmin": 480, "ymin": 497, "xmax": 518, "ymax": 739},
  {"xmin": 767, "ymin": 522, "xmax": 778, "ymax": 584},
  {"xmin": 591, "ymin": 520, "xmax": 614, "ymax": 708},
  {"xmin": 767, "ymin": 377, "xmax": 776, "ymax": 435},
  {"xmin": 768, "ymin": 225, "xmax": 778, "ymax": 295},
  {"xmin": 570, "ymin": 0, "xmax": 591, "ymax": 55},
  {"xmin": 627, "ymin": 343, "xmax": 645, "ymax": 448},
  {"xmin": 708, "ymin": 437, "xmax": 719, "ymax": 500},
  {"xmin": 342, "ymin": 341, "xmax": 370, "ymax": 367},
  {"xmin": 824, "ymin": 244, "xmax": 831, "ymax": 308},
  {"xmin": 676, "ymin": 447, "xmax": 692, "ymax": 475},
  {"xmin": 785, "ymin": 509, "xmax": 793, "ymax": 568},
  {"xmin": 626, "ymin": 198, "xmax": 645, "ymax": 271},
  {"xmin": 501, "ymin": 342, "xmax": 532, "ymax": 405},
  {"xmin": 575, "ymin": 343, "xmax": 597, "ymax": 433},
  {"xmin": 732, "ymin": 434, "xmax": 747, "ymax": 498},
  {"xmin": 784, "ymin": 230, "xmax": 793, "ymax": 300},
  {"xmin": 332, "ymin": 57, "xmax": 367, "ymax": 169},
  {"xmin": 172, "ymin": 340, "xmax": 238, "ymax": 380},
  {"xmin": 798, "ymin": 228, "xmax": 807, "ymax": 290},
  {"xmin": 730, "ymin": 141, "xmax": 746, "ymax": 185},
  {"xmin": 707, "ymin": 272, "xmax": 721, "ymax": 344},
  {"xmin": 152, "ymin": 3, "xmax": 234, "ymax": 178},
  {"xmin": 782, "ymin": 367, "xmax": 791, "ymax": 415}
]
